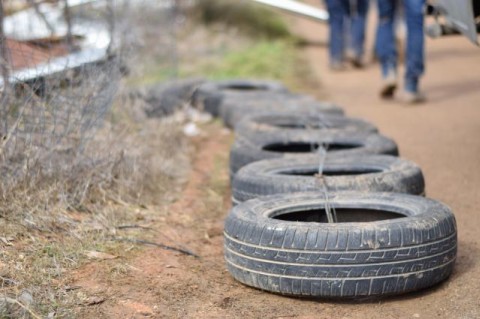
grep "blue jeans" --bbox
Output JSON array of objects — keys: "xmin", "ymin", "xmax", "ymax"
[
  {"xmin": 375, "ymin": 0, "xmax": 425, "ymax": 92},
  {"xmin": 325, "ymin": 0, "xmax": 369, "ymax": 64}
]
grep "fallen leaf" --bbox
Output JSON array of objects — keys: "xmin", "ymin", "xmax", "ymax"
[
  {"xmin": 85, "ymin": 251, "xmax": 118, "ymax": 260},
  {"xmin": 0, "ymin": 237, "xmax": 13, "ymax": 246}
]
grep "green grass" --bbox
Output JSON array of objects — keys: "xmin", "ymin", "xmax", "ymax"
[
  {"xmin": 133, "ymin": 0, "xmax": 317, "ymax": 91},
  {"xmin": 131, "ymin": 0, "xmax": 320, "ymax": 94},
  {"xmin": 201, "ymin": 40, "xmax": 296, "ymax": 80},
  {"xmin": 185, "ymin": 0, "xmax": 318, "ymax": 92},
  {"xmin": 127, "ymin": 65, "xmax": 178, "ymax": 87},
  {"xmin": 180, "ymin": 39, "xmax": 299, "ymax": 87},
  {"xmin": 194, "ymin": 0, "xmax": 292, "ymax": 40}
]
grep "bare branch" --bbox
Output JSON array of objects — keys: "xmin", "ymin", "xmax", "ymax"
[
  {"xmin": 63, "ymin": 0, "xmax": 74, "ymax": 52},
  {"xmin": 113, "ymin": 237, "xmax": 200, "ymax": 258},
  {"xmin": 106, "ymin": 0, "xmax": 115, "ymax": 56},
  {"xmin": 27, "ymin": 0, "xmax": 56, "ymax": 35}
]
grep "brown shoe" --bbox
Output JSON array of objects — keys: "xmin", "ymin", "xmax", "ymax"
[
  {"xmin": 345, "ymin": 49, "xmax": 364, "ymax": 69},
  {"xmin": 350, "ymin": 56, "xmax": 365, "ymax": 69}
]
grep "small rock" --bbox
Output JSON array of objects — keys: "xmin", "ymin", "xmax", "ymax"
[
  {"xmin": 217, "ymin": 297, "xmax": 233, "ymax": 309},
  {"xmin": 206, "ymin": 225, "xmax": 223, "ymax": 238},
  {"xmin": 185, "ymin": 107, "xmax": 212, "ymax": 123},
  {"xmin": 84, "ymin": 296, "xmax": 106, "ymax": 306},
  {"xmin": 18, "ymin": 290, "xmax": 34, "ymax": 307}
]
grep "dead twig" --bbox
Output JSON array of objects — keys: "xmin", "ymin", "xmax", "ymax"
[
  {"xmin": 64, "ymin": 285, "xmax": 82, "ymax": 292},
  {"xmin": 0, "ymin": 297, "xmax": 42, "ymax": 319},
  {"xmin": 0, "ymin": 276, "xmax": 17, "ymax": 286},
  {"xmin": 63, "ymin": 0, "xmax": 74, "ymax": 52},
  {"xmin": 116, "ymin": 224, "xmax": 153, "ymax": 230},
  {"xmin": 0, "ymin": 1, "xmax": 10, "ymax": 91},
  {"xmin": 113, "ymin": 237, "xmax": 199, "ymax": 258},
  {"xmin": 0, "ymin": 82, "xmax": 43, "ymax": 156},
  {"xmin": 27, "ymin": 0, "xmax": 56, "ymax": 35}
]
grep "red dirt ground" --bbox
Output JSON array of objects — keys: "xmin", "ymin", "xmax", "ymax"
[{"xmin": 69, "ymin": 6, "xmax": 480, "ymax": 319}]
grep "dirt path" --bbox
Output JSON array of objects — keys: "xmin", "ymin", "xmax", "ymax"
[
  {"xmin": 70, "ymin": 8, "xmax": 480, "ymax": 319},
  {"xmin": 293, "ymin": 2, "xmax": 480, "ymax": 318}
]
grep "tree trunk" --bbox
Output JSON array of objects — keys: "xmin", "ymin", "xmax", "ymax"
[{"xmin": 0, "ymin": 0, "xmax": 10, "ymax": 91}]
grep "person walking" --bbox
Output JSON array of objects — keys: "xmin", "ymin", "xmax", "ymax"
[
  {"xmin": 325, "ymin": 0, "xmax": 370, "ymax": 70},
  {"xmin": 376, "ymin": 0, "xmax": 426, "ymax": 103}
]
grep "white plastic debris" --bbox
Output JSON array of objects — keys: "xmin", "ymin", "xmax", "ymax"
[{"xmin": 183, "ymin": 122, "xmax": 200, "ymax": 137}]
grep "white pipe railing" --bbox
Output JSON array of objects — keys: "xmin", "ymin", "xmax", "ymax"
[{"xmin": 251, "ymin": 0, "xmax": 329, "ymax": 22}]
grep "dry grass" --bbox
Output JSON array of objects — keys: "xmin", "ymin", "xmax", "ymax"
[
  {"xmin": 0, "ymin": 1, "xmax": 197, "ymax": 318},
  {"xmin": 0, "ymin": 3, "xmax": 195, "ymax": 315},
  {"xmin": 0, "ymin": 85, "xmax": 191, "ymax": 316}
]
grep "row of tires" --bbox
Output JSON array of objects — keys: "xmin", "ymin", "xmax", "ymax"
[{"xmin": 192, "ymin": 79, "xmax": 457, "ymax": 299}]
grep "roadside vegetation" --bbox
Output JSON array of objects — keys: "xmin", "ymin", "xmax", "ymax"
[
  {"xmin": 137, "ymin": 0, "xmax": 320, "ymax": 93},
  {"xmin": 194, "ymin": 0, "xmax": 292, "ymax": 39}
]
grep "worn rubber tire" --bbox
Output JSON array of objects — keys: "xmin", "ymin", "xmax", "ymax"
[
  {"xmin": 232, "ymin": 155, "xmax": 425, "ymax": 205},
  {"xmin": 235, "ymin": 113, "xmax": 377, "ymax": 138},
  {"xmin": 193, "ymin": 79, "xmax": 288, "ymax": 116},
  {"xmin": 224, "ymin": 192, "xmax": 457, "ymax": 299},
  {"xmin": 144, "ymin": 78, "xmax": 204, "ymax": 118},
  {"xmin": 221, "ymin": 96, "xmax": 344, "ymax": 129},
  {"xmin": 229, "ymin": 131, "xmax": 399, "ymax": 176}
]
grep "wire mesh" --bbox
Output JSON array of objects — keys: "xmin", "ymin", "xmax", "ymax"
[{"xmin": 0, "ymin": 0, "xmax": 183, "ymax": 197}]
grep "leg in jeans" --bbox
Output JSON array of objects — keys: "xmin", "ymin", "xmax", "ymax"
[
  {"xmin": 350, "ymin": 0, "xmax": 370, "ymax": 60},
  {"xmin": 403, "ymin": 0, "xmax": 425, "ymax": 93},
  {"xmin": 375, "ymin": 0, "xmax": 398, "ymax": 97},
  {"xmin": 325, "ymin": 0, "xmax": 349, "ymax": 66},
  {"xmin": 375, "ymin": 0, "xmax": 397, "ymax": 78}
]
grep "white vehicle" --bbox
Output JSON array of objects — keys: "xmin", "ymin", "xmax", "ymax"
[{"xmin": 426, "ymin": 0, "xmax": 480, "ymax": 45}]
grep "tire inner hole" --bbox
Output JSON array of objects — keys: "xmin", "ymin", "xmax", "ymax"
[
  {"xmin": 223, "ymin": 84, "xmax": 267, "ymax": 91},
  {"xmin": 279, "ymin": 168, "xmax": 383, "ymax": 176},
  {"xmin": 272, "ymin": 208, "xmax": 404, "ymax": 223},
  {"xmin": 262, "ymin": 142, "xmax": 361, "ymax": 153},
  {"xmin": 264, "ymin": 122, "xmax": 326, "ymax": 130}
]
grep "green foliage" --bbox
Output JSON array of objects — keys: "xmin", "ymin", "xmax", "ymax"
[
  {"xmin": 204, "ymin": 40, "xmax": 296, "ymax": 81},
  {"xmin": 128, "ymin": 65, "xmax": 177, "ymax": 87},
  {"xmin": 194, "ymin": 0, "xmax": 292, "ymax": 39}
]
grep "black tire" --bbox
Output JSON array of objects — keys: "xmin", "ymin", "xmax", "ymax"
[
  {"xmin": 232, "ymin": 155, "xmax": 425, "ymax": 205},
  {"xmin": 235, "ymin": 113, "xmax": 377, "ymax": 138},
  {"xmin": 193, "ymin": 79, "xmax": 288, "ymax": 116},
  {"xmin": 221, "ymin": 96, "xmax": 344, "ymax": 129},
  {"xmin": 144, "ymin": 78, "xmax": 204, "ymax": 118},
  {"xmin": 229, "ymin": 131, "xmax": 399, "ymax": 176},
  {"xmin": 224, "ymin": 192, "xmax": 457, "ymax": 299}
]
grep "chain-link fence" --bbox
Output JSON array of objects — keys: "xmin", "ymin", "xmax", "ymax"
[{"xmin": 0, "ymin": 1, "xmax": 185, "ymax": 204}]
